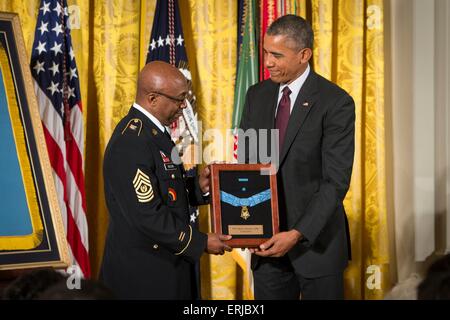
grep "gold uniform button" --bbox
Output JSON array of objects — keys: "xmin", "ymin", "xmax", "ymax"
[{"xmin": 153, "ymin": 244, "xmax": 159, "ymax": 250}]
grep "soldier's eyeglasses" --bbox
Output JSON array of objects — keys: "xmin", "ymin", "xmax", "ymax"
[{"xmin": 151, "ymin": 91, "xmax": 187, "ymax": 106}]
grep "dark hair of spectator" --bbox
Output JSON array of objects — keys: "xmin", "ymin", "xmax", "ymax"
[{"xmin": 2, "ymin": 268, "xmax": 66, "ymax": 300}]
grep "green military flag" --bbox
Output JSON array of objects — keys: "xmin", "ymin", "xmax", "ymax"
[{"xmin": 232, "ymin": 0, "xmax": 259, "ymax": 132}]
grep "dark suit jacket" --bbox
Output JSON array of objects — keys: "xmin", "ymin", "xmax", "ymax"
[
  {"xmin": 100, "ymin": 107, "xmax": 208, "ymax": 299},
  {"xmin": 239, "ymin": 70, "xmax": 355, "ymax": 278}
]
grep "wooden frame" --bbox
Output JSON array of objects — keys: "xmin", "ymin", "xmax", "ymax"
[
  {"xmin": 210, "ymin": 163, "xmax": 279, "ymax": 248},
  {"xmin": 0, "ymin": 12, "xmax": 70, "ymax": 270}
]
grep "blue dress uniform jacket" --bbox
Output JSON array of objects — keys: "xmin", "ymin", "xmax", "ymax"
[{"xmin": 100, "ymin": 107, "xmax": 208, "ymax": 299}]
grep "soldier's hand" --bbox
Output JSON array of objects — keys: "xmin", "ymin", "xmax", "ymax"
[
  {"xmin": 199, "ymin": 166, "xmax": 211, "ymax": 194},
  {"xmin": 205, "ymin": 233, "xmax": 232, "ymax": 255}
]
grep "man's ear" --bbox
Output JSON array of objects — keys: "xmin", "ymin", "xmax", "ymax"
[
  {"xmin": 147, "ymin": 93, "xmax": 158, "ymax": 106},
  {"xmin": 300, "ymin": 48, "xmax": 312, "ymax": 64}
]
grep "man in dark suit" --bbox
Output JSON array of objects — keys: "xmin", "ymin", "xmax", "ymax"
[
  {"xmin": 100, "ymin": 61, "xmax": 231, "ymax": 299},
  {"xmin": 239, "ymin": 15, "xmax": 355, "ymax": 299}
]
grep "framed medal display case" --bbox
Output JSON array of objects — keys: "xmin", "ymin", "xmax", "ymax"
[
  {"xmin": 0, "ymin": 13, "xmax": 70, "ymax": 270},
  {"xmin": 209, "ymin": 163, "xmax": 279, "ymax": 248}
]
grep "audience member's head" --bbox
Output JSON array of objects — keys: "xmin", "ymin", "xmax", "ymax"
[
  {"xmin": 418, "ymin": 254, "xmax": 450, "ymax": 300},
  {"xmin": 2, "ymin": 268, "xmax": 66, "ymax": 300},
  {"xmin": 38, "ymin": 279, "xmax": 116, "ymax": 300}
]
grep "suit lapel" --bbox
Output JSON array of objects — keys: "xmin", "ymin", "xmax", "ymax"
[
  {"xmin": 259, "ymin": 81, "xmax": 279, "ymax": 129},
  {"xmin": 269, "ymin": 84, "xmax": 280, "ymax": 129},
  {"xmin": 279, "ymin": 71, "xmax": 319, "ymax": 165}
]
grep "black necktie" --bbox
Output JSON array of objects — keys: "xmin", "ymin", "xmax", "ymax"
[{"xmin": 164, "ymin": 129, "xmax": 174, "ymax": 145}]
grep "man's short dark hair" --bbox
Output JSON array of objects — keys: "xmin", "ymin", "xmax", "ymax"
[
  {"xmin": 2, "ymin": 269, "xmax": 66, "ymax": 300},
  {"xmin": 267, "ymin": 14, "xmax": 314, "ymax": 50}
]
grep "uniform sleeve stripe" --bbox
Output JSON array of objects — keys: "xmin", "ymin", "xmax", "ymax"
[
  {"xmin": 133, "ymin": 169, "xmax": 151, "ymax": 185},
  {"xmin": 136, "ymin": 189, "xmax": 154, "ymax": 197},
  {"xmin": 174, "ymin": 225, "xmax": 192, "ymax": 256}
]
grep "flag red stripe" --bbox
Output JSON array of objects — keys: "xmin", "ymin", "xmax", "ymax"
[
  {"xmin": 42, "ymin": 124, "xmax": 67, "ymax": 195},
  {"xmin": 65, "ymin": 130, "xmax": 87, "ymax": 213}
]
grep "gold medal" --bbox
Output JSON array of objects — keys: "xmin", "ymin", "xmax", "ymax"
[{"xmin": 240, "ymin": 205, "xmax": 250, "ymax": 220}]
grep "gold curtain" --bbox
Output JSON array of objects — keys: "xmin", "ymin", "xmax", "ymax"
[
  {"xmin": 307, "ymin": 0, "xmax": 390, "ymax": 299},
  {"xmin": 1, "ymin": 0, "xmax": 389, "ymax": 299}
]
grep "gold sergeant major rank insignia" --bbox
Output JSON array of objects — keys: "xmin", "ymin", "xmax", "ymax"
[{"xmin": 133, "ymin": 168, "xmax": 154, "ymax": 203}]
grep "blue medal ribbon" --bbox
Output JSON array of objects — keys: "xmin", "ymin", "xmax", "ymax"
[{"xmin": 220, "ymin": 189, "xmax": 271, "ymax": 207}]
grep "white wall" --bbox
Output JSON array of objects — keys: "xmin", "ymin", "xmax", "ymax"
[
  {"xmin": 435, "ymin": 0, "xmax": 450, "ymax": 256},
  {"xmin": 389, "ymin": 0, "xmax": 450, "ymax": 283}
]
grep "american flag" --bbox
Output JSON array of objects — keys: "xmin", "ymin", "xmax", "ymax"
[
  {"xmin": 30, "ymin": 0, "xmax": 90, "ymax": 277},
  {"xmin": 146, "ymin": 0, "xmax": 199, "ymax": 225}
]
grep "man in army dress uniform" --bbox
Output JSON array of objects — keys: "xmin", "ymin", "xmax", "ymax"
[{"xmin": 100, "ymin": 61, "xmax": 232, "ymax": 299}]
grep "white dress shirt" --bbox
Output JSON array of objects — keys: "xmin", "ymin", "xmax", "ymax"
[
  {"xmin": 276, "ymin": 64, "xmax": 310, "ymax": 114},
  {"xmin": 133, "ymin": 102, "xmax": 169, "ymax": 133}
]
